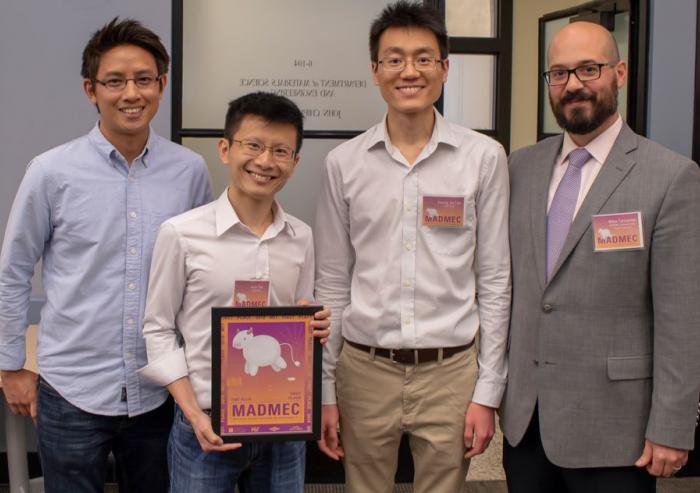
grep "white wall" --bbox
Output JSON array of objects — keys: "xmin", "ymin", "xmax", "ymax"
[{"xmin": 0, "ymin": 0, "xmax": 172, "ymax": 241}]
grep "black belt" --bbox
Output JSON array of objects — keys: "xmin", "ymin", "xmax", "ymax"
[{"xmin": 345, "ymin": 339, "xmax": 473, "ymax": 365}]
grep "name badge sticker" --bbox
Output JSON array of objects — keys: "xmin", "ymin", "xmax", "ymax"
[
  {"xmin": 233, "ymin": 280, "xmax": 270, "ymax": 307},
  {"xmin": 592, "ymin": 212, "xmax": 644, "ymax": 252},
  {"xmin": 422, "ymin": 195, "xmax": 466, "ymax": 228}
]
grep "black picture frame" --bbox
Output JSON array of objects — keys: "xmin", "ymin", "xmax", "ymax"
[{"xmin": 211, "ymin": 305, "xmax": 322, "ymax": 442}]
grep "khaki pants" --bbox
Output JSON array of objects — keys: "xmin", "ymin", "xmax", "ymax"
[{"xmin": 336, "ymin": 342, "xmax": 478, "ymax": 493}]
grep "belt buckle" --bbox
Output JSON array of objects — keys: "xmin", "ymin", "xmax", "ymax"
[
  {"xmin": 389, "ymin": 349, "xmax": 399, "ymax": 364},
  {"xmin": 389, "ymin": 348, "xmax": 415, "ymax": 364}
]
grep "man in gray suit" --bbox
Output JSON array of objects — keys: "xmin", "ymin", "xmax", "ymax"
[{"xmin": 501, "ymin": 21, "xmax": 700, "ymax": 492}]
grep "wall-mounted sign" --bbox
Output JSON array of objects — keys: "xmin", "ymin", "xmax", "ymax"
[{"xmin": 181, "ymin": 0, "xmax": 393, "ymax": 132}]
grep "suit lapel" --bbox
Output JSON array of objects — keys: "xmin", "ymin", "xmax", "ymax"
[
  {"xmin": 547, "ymin": 125, "xmax": 639, "ymax": 282},
  {"xmin": 530, "ymin": 136, "xmax": 563, "ymax": 291}
]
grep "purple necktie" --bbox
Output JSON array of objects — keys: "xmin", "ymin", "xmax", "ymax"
[{"xmin": 546, "ymin": 147, "xmax": 591, "ymax": 280}]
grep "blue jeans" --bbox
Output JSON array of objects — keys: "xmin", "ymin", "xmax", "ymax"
[
  {"xmin": 36, "ymin": 377, "xmax": 172, "ymax": 493},
  {"xmin": 238, "ymin": 441, "xmax": 306, "ymax": 493},
  {"xmin": 168, "ymin": 405, "xmax": 273, "ymax": 493}
]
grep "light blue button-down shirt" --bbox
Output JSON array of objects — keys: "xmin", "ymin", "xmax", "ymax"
[{"xmin": 0, "ymin": 123, "xmax": 212, "ymax": 416}]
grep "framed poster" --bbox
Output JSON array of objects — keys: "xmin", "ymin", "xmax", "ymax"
[{"xmin": 211, "ymin": 306, "xmax": 322, "ymax": 442}]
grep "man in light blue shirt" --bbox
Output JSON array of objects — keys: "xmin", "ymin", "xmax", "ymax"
[{"xmin": 0, "ymin": 18, "xmax": 211, "ymax": 493}]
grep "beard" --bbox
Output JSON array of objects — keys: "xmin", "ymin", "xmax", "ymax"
[{"xmin": 550, "ymin": 79, "xmax": 618, "ymax": 135}]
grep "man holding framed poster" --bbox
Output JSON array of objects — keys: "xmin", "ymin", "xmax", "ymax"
[
  {"xmin": 139, "ymin": 92, "xmax": 329, "ymax": 493},
  {"xmin": 314, "ymin": 2, "xmax": 511, "ymax": 493}
]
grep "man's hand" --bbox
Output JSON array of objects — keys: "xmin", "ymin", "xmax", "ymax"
[
  {"xmin": 1, "ymin": 369, "xmax": 38, "ymax": 419},
  {"xmin": 318, "ymin": 404, "xmax": 344, "ymax": 460},
  {"xmin": 297, "ymin": 300, "xmax": 331, "ymax": 343},
  {"xmin": 464, "ymin": 401, "xmax": 496, "ymax": 458},
  {"xmin": 635, "ymin": 439, "xmax": 688, "ymax": 477},
  {"xmin": 188, "ymin": 410, "xmax": 242, "ymax": 453}
]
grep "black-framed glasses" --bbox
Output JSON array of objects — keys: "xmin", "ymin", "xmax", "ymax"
[
  {"xmin": 94, "ymin": 75, "xmax": 162, "ymax": 91},
  {"xmin": 543, "ymin": 62, "xmax": 617, "ymax": 86},
  {"xmin": 377, "ymin": 56, "xmax": 445, "ymax": 72},
  {"xmin": 232, "ymin": 139, "xmax": 296, "ymax": 162}
]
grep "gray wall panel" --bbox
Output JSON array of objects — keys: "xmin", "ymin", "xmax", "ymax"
[{"xmin": 647, "ymin": 0, "xmax": 697, "ymax": 158}]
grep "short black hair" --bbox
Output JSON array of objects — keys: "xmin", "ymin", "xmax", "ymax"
[
  {"xmin": 369, "ymin": 1, "xmax": 448, "ymax": 62},
  {"xmin": 80, "ymin": 17, "xmax": 170, "ymax": 81},
  {"xmin": 81, "ymin": 17, "xmax": 169, "ymax": 81},
  {"xmin": 224, "ymin": 92, "xmax": 304, "ymax": 152}
]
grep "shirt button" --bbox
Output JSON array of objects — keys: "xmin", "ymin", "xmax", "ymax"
[
  {"xmin": 403, "ymin": 279, "xmax": 412, "ymax": 288},
  {"xmin": 129, "ymin": 211, "xmax": 137, "ymax": 219},
  {"xmin": 404, "ymin": 242, "xmax": 413, "ymax": 251},
  {"xmin": 127, "ymin": 318, "xmax": 135, "ymax": 326},
  {"xmin": 542, "ymin": 304, "xmax": 553, "ymax": 313},
  {"xmin": 128, "ymin": 283, "xmax": 136, "ymax": 290},
  {"xmin": 130, "ymin": 247, "xmax": 137, "ymax": 255},
  {"xmin": 405, "ymin": 205, "xmax": 412, "ymax": 213}
]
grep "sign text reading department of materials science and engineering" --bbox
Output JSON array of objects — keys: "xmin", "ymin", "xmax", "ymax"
[{"xmin": 239, "ymin": 74, "xmax": 367, "ymax": 120}]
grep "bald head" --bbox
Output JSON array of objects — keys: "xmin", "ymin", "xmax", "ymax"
[
  {"xmin": 546, "ymin": 21, "xmax": 627, "ymax": 142},
  {"xmin": 548, "ymin": 21, "xmax": 619, "ymax": 67}
]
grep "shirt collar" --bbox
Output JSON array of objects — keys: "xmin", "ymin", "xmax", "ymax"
[
  {"xmin": 215, "ymin": 190, "xmax": 296, "ymax": 238},
  {"xmin": 88, "ymin": 122, "xmax": 156, "ymax": 168},
  {"xmin": 559, "ymin": 114, "xmax": 623, "ymax": 167},
  {"xmin": 268, "ymin": 201, "xmax": 297, "ymax": 238},
  {"xmin": 365, "ymin": 108, "xmax": 460, "ymax": 152}
]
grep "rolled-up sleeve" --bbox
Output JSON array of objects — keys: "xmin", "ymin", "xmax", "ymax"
[{"xmin": 139, "ymin": 222, "xmax": 189, "ymax": 386}]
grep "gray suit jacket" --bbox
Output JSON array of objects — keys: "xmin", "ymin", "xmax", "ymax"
[{"xmin": 500, "ymin": 124, "xmax": 700, "ymax": 468}]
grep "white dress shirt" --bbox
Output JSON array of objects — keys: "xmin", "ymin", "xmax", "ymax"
[
  {"xmin": 139, "ymin": 191, "xmax": 314, "ymax": 410},
  {"xmin": 547, "ymin": 115, "xmax": 623, "ymax": 215},
  {"xmin": 315, "ymin": 110, "xmax": 511, "ymax": 407}
]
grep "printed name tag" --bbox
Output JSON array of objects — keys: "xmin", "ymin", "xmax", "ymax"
[
  {"xmin": 592, "ymin": 212, "xmax": 644, "ymax": 251},
  {"xmin": 422, "ymin": 195, "xmax": 466, "ymax": 228},
  {"xmin": 233, "ymin": 280, "xmax": 270, "ymax": 307}
]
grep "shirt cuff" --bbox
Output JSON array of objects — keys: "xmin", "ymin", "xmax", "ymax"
[
  {"xmin": 137, "ymin": 348, "xmax": 189, "ymax": 387},
  {"xmin": 471, "ymin": 379, "xmax": 506, "ymax": 409},
  {"xmin": 0, "ymin": 342, "xmax": 27, "ymax": 371},
  {"xmin": 321, "ymin": 381, "xmax": 337, "ymax": 405}
]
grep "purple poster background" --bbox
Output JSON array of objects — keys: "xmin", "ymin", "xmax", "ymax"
[{"xmin": 220, "ymin": 317, "xmax": 313, "ymax": 436}]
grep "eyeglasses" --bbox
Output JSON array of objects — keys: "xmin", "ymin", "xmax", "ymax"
[
  {"xmin": 232, "ymin": 139, "xmax": 296, "ymax": 162},
  {"xmin": 377, "ymin": 56, "xmax": 444, "ymax": 72},
  {"xmin": 93, "ymin": 75, "xmax": 162, "ymax": 91},
  {"xmin": 543, "ymin": 62, "xmax": 617, "ymax": 86}
]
